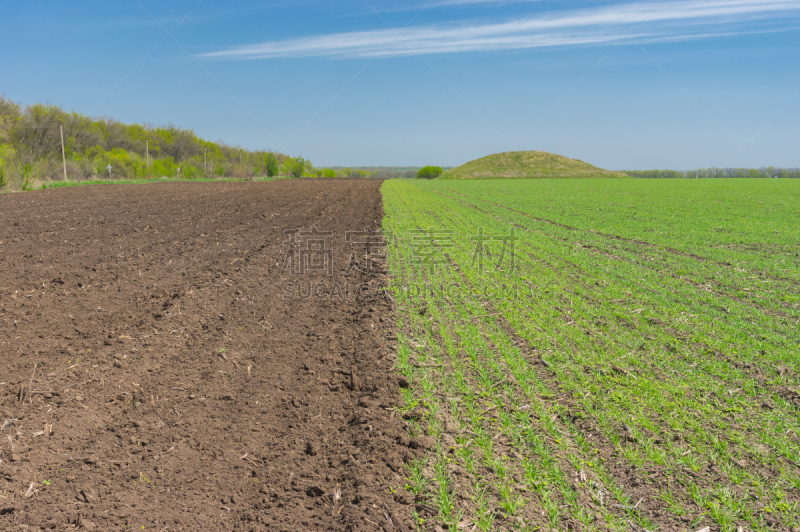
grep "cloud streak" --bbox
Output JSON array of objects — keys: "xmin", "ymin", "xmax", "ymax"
[
  {"xmin": 201, "ymin": 0, "xmax": 800, "ymax": 59},
  {"xmin": 429, "ymin": 0, "xmax": 543, "ymax": 6}
]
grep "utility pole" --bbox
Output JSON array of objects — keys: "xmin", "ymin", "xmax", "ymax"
[
  {"xmin": 60, "ymin": 124, "xmax": 67, "ymax": 181},
  {"xmin": 146, "ymin": 139, "xmax": 149, "ymax": 178}
]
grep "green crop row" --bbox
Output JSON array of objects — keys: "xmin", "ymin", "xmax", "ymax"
[{"xmin": 383, "ymin": 178, "xmax": 800, "ymax": 532}]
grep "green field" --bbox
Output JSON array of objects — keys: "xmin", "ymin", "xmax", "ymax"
[{"xmin": 382, "ymin": 178, "xmax": 800, "ymax": 532}]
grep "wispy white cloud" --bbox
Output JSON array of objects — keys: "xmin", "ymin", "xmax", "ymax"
[
  {"xmin": 429, "ymin": 0, "xmax": 543, "ymax": 6},
  {"xmin": 201, "ymin": 0, "xmax": 800, "ymax": 60}
]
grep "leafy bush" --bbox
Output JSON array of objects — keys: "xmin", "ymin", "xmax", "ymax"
[
  {"xmin": 94, "ymin": 147, "xmax": 146, "ymax": 179},
  {"xmin": 345, "ymin": 168, "xmax": 370, "ymax": 178},
  {"xmin": 265, "ymin": 153, "xmax": 279, "ymax": 177},
  {"xmin": 0, "ymin": 144, "xmax": 11, "ymax": 189},
  {"xmin": 20, "ymin": 163, "xmax": 34, "ymax": 190},
  {"xmin": 181, "ymin": 163, "xmax": 200, "ymax": 179},
  {"xmin": 0, "ymin": 152, "xmax": 37, "ymax": 191},
  {"xmin": 65, "ymin": 158, "xmax": 95, "ymax": 181},
  {"xmin": 417, "ymin": 165, "xmax": 443, "ymax": 179},
  {"xmin": 151, "ymin": 156, "xmax": 178, "ymax": 178},
  {"xmin": 322, "ymin": 168, "xmax": 336, "ymax": 178},
  {"xmin": 290, "ymin": 156, "xmax": 306, "ymax": 178}
]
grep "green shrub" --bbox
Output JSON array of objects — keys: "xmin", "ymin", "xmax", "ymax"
[
  {"xmin": 322, "ymin": 168, "xmax": 336, "ymax": 178},
  {"xmin": 290, "ymin": 156, "xmax": 306, "ymax": 178},
  {"xmin": 265, "ymin": 153, "xmax": 279, "ymax": 177},
  {"xmin": 417, "ymin": 165, "xmax": 443, "ymax": 179},
  {"xmin": 93, "ymin": 147, "xmax": 147, "ymax": 179},
  {"xmin": 176, "ymin": 163, "xmax": 197, "ymax": 179},
  {"xmin": 0, "ymin": 144, "xmax": 14, "ymax": 188},
  {"xmin": 21, "ymin": 163, "xmax": 34, "ymax": 190},
  {"xmin": 151, "ymin": 156, "xmax": 178, "ymax": 178}
]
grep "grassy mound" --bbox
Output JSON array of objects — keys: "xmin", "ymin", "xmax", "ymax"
[{"xmin": 440, "ymin": 150, "xmax": 627, "ymax": 179}]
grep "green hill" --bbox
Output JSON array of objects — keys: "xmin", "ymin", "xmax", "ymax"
[{"xmin": 440, "ymin": 151, "xmax": 628, "ymax": 179}]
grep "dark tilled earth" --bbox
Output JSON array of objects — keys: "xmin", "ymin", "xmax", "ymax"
[{"xmin": 0, "ymin": 179, "xmax": 416, "ymax": 531}]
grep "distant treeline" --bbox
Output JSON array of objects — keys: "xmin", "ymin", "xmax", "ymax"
[
  {"xmin": 0, "ymin": 97, "xmax": 319, "ymax": 190},
  {"xmin": 325, "ymin": 168, "xmax": 414, "ymax": 179},
  {"xmin": 327, "ymin": 167, "xmax": 428, "ymax": 179},
  {"xmin": 623, "ymin": 167, "xmax": 800, "ymax": 179}
]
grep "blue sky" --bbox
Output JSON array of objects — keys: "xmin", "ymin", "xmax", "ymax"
[{"xmin": 1, "ymin": 0, "xmax": 799, "ymax": 169}]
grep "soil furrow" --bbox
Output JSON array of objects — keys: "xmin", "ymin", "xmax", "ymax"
[{"xmin": 0, "ymin": 180, "xmax": 410, "ymax": 531}]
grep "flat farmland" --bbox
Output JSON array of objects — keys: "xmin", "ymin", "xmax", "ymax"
[
  {"xmin": 1, "ymin": 177, "xmax": 798, "ymax": 532},
  {"xmin": 382, "ymin": 178, "xmax": 800, "ymax": 532},
  {"xmin": 0, "ymin": 180, "xmax": 412, "ymax": 532}
]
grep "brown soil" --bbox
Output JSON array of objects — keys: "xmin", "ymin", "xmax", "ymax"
[{"xmin": 0, "ymin": 180, "xmax": 413, "ymax": 531}]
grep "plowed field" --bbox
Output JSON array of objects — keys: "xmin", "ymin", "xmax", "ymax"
[{"xmin": 0, "ymin": 180, "xmax": 412, "ymax": 531}]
